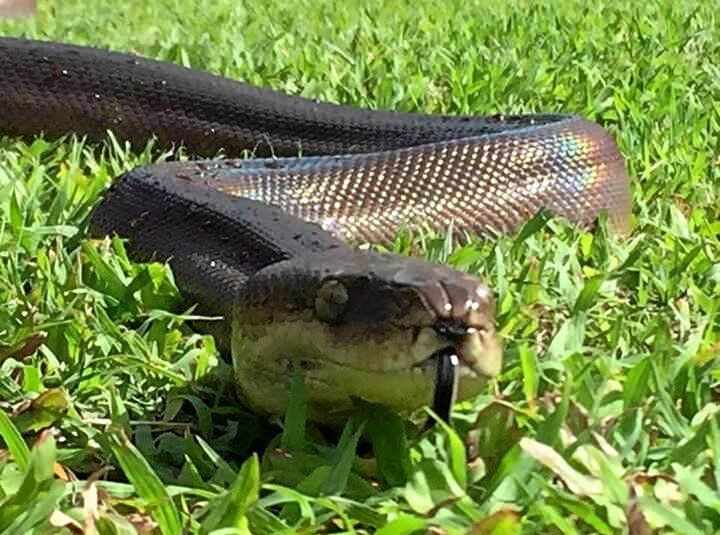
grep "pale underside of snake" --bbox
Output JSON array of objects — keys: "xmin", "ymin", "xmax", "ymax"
[{"xmin": 0, "ymin": 37, "xmax": 632, "ymax": 424}]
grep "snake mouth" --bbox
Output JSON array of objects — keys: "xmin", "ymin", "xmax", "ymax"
[
  {"xmin": 230, "ymin": 313, "xmax": 502, "ymax": 423},
  {"xmin": 412, "ymin": 320, "xmax": 502, "ymax": 424}
]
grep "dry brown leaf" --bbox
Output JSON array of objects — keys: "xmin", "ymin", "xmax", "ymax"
[
  {"xmin": 628, "ymin": 472, "xmax": 675, "ymax": 486},
  {"xmin": 125, "ymin": 512, "xmax": 158, "ymax": 534},
  {"xmin": 49, "ymin": 510, "xmax": 83, "ymax": 534},
  {"xmin": 53, "ymin": 461, "xmax": 76, "ymax": 482},
  {"xmin": 627, "ymin": 485, "xmax": 653, "ymax": 535},
  {"xmin": 83, "ymin": 483, "xmax": 99, "ymax": 535},
  {"xmin": 0, "ymin": 0, "xmax": 36, "ymax": 18},
  {"xmin": 591, "ymin": 431, "xmax": 620, "ymax": 458},
  {"xmin": 33, "ymin": 428, "xmax": 55, "ymax": 446},
  {"xmin": 13, "ymin": 331, "xmax": 47, "ymax": 360}
]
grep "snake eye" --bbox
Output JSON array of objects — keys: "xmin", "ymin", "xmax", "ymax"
[{"xmin": 314, "ymin": 280, "xmax": 348, "ymax": 323}]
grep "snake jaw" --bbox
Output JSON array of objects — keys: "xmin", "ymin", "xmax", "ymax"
[
  {"xmin": 413, "ymin": 280, "xmax": 501, "ymax": 424},
  {"xmin": 413, "ymin": 275, "xmax": 501, "ymax": 382},
  {"xmin": 417, "ymin": 320, "xmax": 501, "ymax": 423},
  {"xmin": 230, "ymin": 249, "xmax": 501, "ymax": 422}
]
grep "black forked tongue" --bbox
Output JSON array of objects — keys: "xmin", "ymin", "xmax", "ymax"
[{"xmin": 426, "ymin": 346, "xmax": 460, "ymax": 428}]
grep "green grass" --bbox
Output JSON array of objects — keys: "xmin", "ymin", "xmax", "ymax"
[{"xmin": 0, "ymin": 0, "xmax": 718, "ymax": 533}]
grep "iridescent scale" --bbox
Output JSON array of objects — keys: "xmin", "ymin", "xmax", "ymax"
[{"xmin": 196, "ymin": 118, "xmax": 630, "ymax": 244}]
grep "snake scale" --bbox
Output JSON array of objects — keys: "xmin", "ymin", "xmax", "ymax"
[{"xmin": 0, "ymin": 37, "xmax": 632, "ymax": 423}]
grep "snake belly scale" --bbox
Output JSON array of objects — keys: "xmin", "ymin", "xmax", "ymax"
[{"xmin": 0, "ymin": 37, "xmax": 631, "ymax": 423}]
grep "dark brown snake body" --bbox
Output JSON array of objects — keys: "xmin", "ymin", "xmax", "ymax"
[{"xmin": 0, "ymin": 37, "xmax": 632, "ymax": 423}]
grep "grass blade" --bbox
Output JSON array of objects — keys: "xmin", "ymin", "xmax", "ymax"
[
  {"xmin": 201, "ymin": 454, "xmax": 260, "ymax": 533},
  {"xmin": 0, "ymin": 409, "xmax": 30, "ymax": 471},
  {"xmin": 102, "ymin": 422, "xmax": 183, "ymax": 535}
]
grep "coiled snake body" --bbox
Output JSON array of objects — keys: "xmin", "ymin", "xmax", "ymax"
[{"xmin": 0, "ymin": 37, "xmax": 631, "ymax": 423}]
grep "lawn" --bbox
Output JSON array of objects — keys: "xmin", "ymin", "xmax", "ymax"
[{"xmin": 0, "ymin": 0, "xmax": 718, "ymax": 533}]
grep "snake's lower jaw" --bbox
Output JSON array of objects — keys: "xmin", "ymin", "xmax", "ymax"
[{"xmin": 230, "ymin": 320, "xmax": 501, "ymax": 424}]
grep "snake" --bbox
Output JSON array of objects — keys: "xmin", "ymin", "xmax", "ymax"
[{"xmin": 0, "ymin": 37, "xmax": 632, "ymax": 424}]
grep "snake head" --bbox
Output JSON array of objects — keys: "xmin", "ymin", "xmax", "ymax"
[{"xmin": 230, "ymin": 248, "xmax": 502, "ymax": 423}]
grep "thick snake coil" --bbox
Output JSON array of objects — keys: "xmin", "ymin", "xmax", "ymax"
[{"xmin": 0, "ymin": 37, "xmax": 631, "ymax": 423}]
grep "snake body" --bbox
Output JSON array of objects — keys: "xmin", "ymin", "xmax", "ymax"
[{"xmin": 0, "ymin": 37, "xmax": 631, "ymax": 422}]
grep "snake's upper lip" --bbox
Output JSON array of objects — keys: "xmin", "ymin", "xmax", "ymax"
[{"xmin": 427, "ymin": 320, "xmax": 502, "ymax": 378}]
